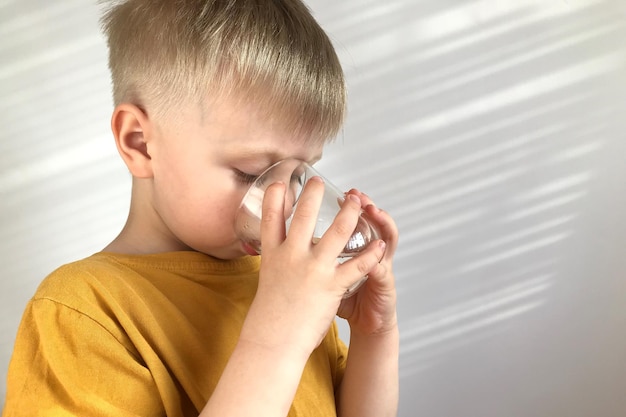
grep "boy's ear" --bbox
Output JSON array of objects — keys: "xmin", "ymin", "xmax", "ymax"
[{"xmin": 111, "ymin": 103, "xmax": 153, "ymax": 178}]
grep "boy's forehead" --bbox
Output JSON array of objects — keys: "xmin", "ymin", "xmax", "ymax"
[
  {"xmin": 196, "ymin": 95, "xmax": 327, "ymax": 150},
  {"xmin": 198, "ymin": 92, "xmax": 331, "ymax": 145}
]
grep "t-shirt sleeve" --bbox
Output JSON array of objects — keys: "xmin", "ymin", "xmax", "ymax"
[{"xmin": 3, "ymin": 298, "xmax": 164, "ymax": 417}]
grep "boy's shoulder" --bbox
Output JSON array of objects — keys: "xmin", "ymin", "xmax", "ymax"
[
  {"xmin": 35, "ymin": 253, "xmax": 125, "ymax": 298},
  {"xmin": 22, "ymin": 254, "xmax": 143, "ymax": 346},
  {"xmin": 30, "ymin": 252, "xmax": 148, "ymax": 319}
]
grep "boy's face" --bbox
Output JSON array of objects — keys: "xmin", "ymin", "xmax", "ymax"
[{"xmin": 143, "ymin": 97, "xmax": 324, "ymax": 259}]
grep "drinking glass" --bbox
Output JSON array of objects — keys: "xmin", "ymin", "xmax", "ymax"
[{"xmin": 234, "ymin": 158, "xmax": 381, "ymax": 298}]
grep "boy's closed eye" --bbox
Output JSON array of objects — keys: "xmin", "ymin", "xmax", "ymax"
[
  {"xmin": 234, "ymin": 169, "xmax": 260, "ymax": 185},
  {"xmin": 233, "ymin": 168, "xmax": 304, "ymax": 187}
]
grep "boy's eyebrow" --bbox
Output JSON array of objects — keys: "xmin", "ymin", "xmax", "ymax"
[{"xmin": 232, "ymin": 149, "xmax": 323, "ymax": 166}]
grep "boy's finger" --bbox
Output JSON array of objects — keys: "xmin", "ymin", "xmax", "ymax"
[
  {"xmin": 344, "ymin": 190, "xmax": 398, "ymax": 261},
  {"xmin": 314, "ymin": 193, "xmax": 362, "ymax": 259},
  {"xmin": 337, "ymin": 238, "xmax": 387, "ymax": 289},
  {"xmin": 363, "ymin": 204, "xmax": 399, "ymax": 259},
  {"xmin": 345, "ymin": 188, "xmax": 372, "ymax": 208},
  {"xmin": 260, "ymin": 181, "xmax": 287, "ymax": 249},
  {"xmin": 286, "ymin": 176, "xmax": 325, "ymax": 247}
]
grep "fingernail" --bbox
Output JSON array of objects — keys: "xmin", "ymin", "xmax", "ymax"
[
  {"xmin": 311, "ymin": 176, "xmax": 324, "ymax": 183},
  {"xmin": 379, "ymin": 240, "xmax": 386, "ymax": 250},
  {"xmin": 348, "ymin": 194, "xmax": 360, "ymax": 204}
]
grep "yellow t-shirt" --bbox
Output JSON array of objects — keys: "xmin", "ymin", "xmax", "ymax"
[{"xmin": 3, "ymin": 252, "xmax": 347, "ymax": 416}]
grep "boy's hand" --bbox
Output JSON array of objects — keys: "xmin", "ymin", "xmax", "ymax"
[
  {"xmin": 239, "ymin": 178, "xmax": 387, "ymax": 358},
  {"xmin": 338, "ymin": 189, "xmax": 398, "ymax": 337}
]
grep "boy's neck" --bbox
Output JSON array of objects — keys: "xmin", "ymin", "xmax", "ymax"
[{"xmin": 103, "ymin": 181, "xmax": 193, "ymax": 255}]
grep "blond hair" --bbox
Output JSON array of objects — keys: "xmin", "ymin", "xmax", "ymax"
[{"xmin": 100, "ymin": 0, "xmax": 346, "ymax": 142}]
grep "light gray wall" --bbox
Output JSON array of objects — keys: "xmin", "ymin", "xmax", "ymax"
[{"xmin": 1, "ymin": 1, "xmax": 625, "ymax": 416}]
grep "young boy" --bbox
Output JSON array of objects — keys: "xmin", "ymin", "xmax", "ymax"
[{"xmin": 3, "ymin": 1, "xmax": 399, "ymax": 416}]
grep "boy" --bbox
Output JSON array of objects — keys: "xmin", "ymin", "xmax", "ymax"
[{"xmin": 3, "ymin": 0, "xmax": 399, "ymax": 416}]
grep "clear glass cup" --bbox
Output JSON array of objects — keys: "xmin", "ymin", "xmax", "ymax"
[{"xmin": 234, "ymin": 158, "xmax": 381, "ymax": 297}]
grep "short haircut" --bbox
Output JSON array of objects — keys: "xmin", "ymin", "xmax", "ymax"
[{"xmin": 100, "ymin": 0, "xmax": 346, "ymax": 142}]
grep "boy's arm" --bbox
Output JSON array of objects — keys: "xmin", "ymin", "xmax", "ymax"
[
  {"xmin": 200, "ymin": 181, "xmax": 388, "ymax": 417},
  {"xmin": 3, "ymin": 298, "xmax": 165, "ymax": 416},
  {"xmin": 337, "ymin": 323, "xmax": 399, "ymax": 417},
  {"xmin": 199, "ymin": 337, "xmax": 310, "ymax": 417},
  {"xmin": 337, "ymin": 190, "xmax": 400, "ymax": 417}
]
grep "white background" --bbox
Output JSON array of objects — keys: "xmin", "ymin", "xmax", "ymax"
[{"xmin": 1, "ymin": 1, "xmax": 625, "ymax": 416}]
